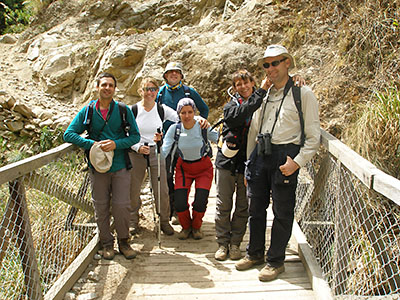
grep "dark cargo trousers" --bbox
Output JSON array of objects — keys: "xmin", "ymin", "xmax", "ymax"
[{"xmin": 244, "ymin": 143, "xmax": 300, "ymax": 267}]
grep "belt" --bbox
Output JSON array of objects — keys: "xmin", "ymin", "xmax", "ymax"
[
  {"xmin": 271, "ymin": 143, "xmax": 300, "ymax": 150},
  {"xmin": 182, "ymin": 157, "xmax": 203, "ymax": 164}
]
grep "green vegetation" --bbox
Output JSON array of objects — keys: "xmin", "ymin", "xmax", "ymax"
[
  {"xmin": 39, "ymin": 126, "xmax": 64, "ymax": 152},
  {"xmin": 0, "ymin": 0, "xmax": 55, "ymax": 34},
  {"xmin": 348, "ymin": 87, "xmax": 400, "ymax": 178},
  {"xmin": 0, "ymin": 0, "xmax": 31, "ymax": 34},
  {"xmin": 0, "ymin": 126, "xmax": 65, "ymax": 167}
]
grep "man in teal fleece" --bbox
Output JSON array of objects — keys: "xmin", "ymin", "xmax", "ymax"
[
  {"xmin": 157, "ymin": 61, "xmax": 209, "ymax": 225},
  {"xmin": 64, "ymin": 72, "xmax": 140, "ymax": 260}
]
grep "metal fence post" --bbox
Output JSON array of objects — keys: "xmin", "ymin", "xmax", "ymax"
[{"xmin": 9, "ymin": 178, "xmax": 43, "ymax": 300}]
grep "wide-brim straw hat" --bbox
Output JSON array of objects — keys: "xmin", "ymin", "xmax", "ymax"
[
  {"xmin": 257, "ymin": 44, "xmax": 295, "ymax": 70},
  {"xmin": 163, "ymin": 61, "xmax": 184, "ymax": 79}
]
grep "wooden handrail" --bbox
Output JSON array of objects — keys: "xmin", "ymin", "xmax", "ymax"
[
  {"xmin": 320, "ymin": 129, "xmax": 400, "ymax": 204},
  {"xmin": 0, "ymin": 143, "xmax": 76, "ymax": 186}
]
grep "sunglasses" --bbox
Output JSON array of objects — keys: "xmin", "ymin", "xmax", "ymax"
[
  {"xmin": 143, "ymin": 87, "xmax": 158, "ymax": 92},
  {"xmin": 262, "ymin": 58, "xmax": 287, "ymax": 69}
]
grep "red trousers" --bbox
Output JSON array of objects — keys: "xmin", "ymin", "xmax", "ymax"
[{"xmin": 174, "ymin": 156, "xmax": 213, "ymax": 229}]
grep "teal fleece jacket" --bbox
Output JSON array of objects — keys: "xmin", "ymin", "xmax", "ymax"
[{"xmin": 64, "ymin": 99, "xmax": 140, "ymax": 172}]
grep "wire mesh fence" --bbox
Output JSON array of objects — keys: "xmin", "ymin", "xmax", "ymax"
[
  {"xmin": 0, "ymin": 146, "xmax": 95, "ymax": 300},
  {"xmin": 2, "ymin": 129, "xmax": 400, "ymax": 299},
  {"xmin": 295, "ymin": 132, "xmax": 400, "ymax": 299}
]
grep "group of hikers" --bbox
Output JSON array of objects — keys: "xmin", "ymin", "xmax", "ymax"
[{"xmin": 64, "ymin": 44, "xmax": 321, "ymax": 282}]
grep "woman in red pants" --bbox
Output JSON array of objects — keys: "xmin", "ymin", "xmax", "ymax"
[{"xmin": 155, "ymin": 98, "xmax": 218, "ymax": 240}]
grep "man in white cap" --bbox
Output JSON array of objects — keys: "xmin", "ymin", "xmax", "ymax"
[
  {"xmin": 158, "ymin": 61, "xmax": 209, "ymax": 224},
  {"xmin": 235, "ymin": 45, "xmax": 320, "ymax": 282},
  {"xmin": 64, "ymin": 72, "xmax": 140, "ymax": 260}
]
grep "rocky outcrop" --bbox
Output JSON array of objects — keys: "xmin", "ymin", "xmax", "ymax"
[{"xmin": 16, "ymin": 0, "xmax": 277, "ymax": 112}]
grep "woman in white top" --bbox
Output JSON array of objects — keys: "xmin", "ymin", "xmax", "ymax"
[{"xmin": 129, "ymin": 77, "xmax": 179, "ymax": 236}]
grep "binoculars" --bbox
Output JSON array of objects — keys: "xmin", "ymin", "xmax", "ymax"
[{"xmin": 257, "ymin": 133, "xmax": 272, "ymax": 156}]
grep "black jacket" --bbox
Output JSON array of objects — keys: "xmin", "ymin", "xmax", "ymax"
[{"xmin": 215, "ymin": 88, "xmax": 267, "ymax": 174}]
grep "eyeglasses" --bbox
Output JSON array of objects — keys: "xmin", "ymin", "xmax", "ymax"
[
  {"xmin": 143, "ymin": 87, "xmax": 158, "ymax": 92},
  {"xmin": 262, "ymin": 58, "xmax": 287, "ymax": 69}
]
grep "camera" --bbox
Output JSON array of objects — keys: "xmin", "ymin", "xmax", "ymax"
[{"xmin": 257, "ymin": 133, "xmax": 272, "ymax": 156}]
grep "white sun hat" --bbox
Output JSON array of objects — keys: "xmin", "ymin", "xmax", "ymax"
[
  {"xmin": 257, "ymin": 44, "xmax": 295, "ymax": 69},
  {"xmin": 89, "ymin": 143, "xmax": 114, "ymax": 173},
  {"xmin": 163, "ymin": 61, "xmax": 184, "ymax": 79}
]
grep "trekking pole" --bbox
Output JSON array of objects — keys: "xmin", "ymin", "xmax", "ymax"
[
  {"xmin": 156, "ymin": 128, "xmax": 162, "ymax": 248},
  {"xmin": 143, "ymin": 142, "xmax": 159, "ymax": 242}
]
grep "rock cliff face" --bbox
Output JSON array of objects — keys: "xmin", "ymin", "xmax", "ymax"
[
  {"xmin": 20, "ymin": 0, "xmax": 274, "ymax": 117},
  {"xmin": 0, "ymin": 0, "xmax": 398, "ymax": 163},
  {"xmin": 0, "ymin": 0, "xmax": 281, "ymax": 151}
]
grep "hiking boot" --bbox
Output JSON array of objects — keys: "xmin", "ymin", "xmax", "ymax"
[
  {"xmin": 102, "ymin": 245, "xmax": 115, "ymax": 260},
  {"xmin": 161, "ymin": 223, "xmax": 174, "ymax": 236},
  {"xmin": 171, "ymin": 212, "xmax": 180, "ymax": 225},
  {"xmin": 258, "ymin": 264, "xmax": 285, "ymax": 282},
  {"xmin": 215, "ymin": 245, "xmax": 228, "ymax": 261},
  {"xmin": 192, "ymin": 228, "xmax": 204, "ymax": 240},
  {"xmin": 129, "ymin": 223, "xmax": 140, "ymax": 235},
  {"xmin": 229, "ymin": 244, "xmax": 242, "ymax": 260},
  {"xmin": 118, "ymin": 239, "xmax": 137, "ymax": 259},
  {"xmin": 178, "ymin": 228, "xmax": 191, "ymax": 240},
  {"xmin": 235, "ymin": 255, "xmax": 264, "ymax": 271}
]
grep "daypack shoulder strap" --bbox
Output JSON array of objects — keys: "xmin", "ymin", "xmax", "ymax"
[
  {"xmin": 183, "ymin": 85, "xmax": 191, "ymax": 98},
  {"xmin": 156, "ymin": 102, "xmax": 165, "ymax": 121},
  {"xmin": 292, "ymin": 85, "xmax": 305, "ymax": 147},
  {"xmin": 117, "ymin": 102, "xmax": 132, "ymax": 170},
  {"xmin": 85, "ymin": 101, "xmax": 95, "ymax": 137},
  {"xmin": 131, "ymin": 103, "xmax": 138, "ymax": 118},
  {"xmin": 200, "ymin": 127, "xmax": 212, "ymax": 157},
  {"xmin": 174, "ymin": 123, "xmax": 182, "ymax": 144},
  {"xmin": 156, "ymin": 86, "xmax": 166, "ymax": 104},
  {"xmin": 118, "ymin": 102, "xmax": 130, "ymax": 135},
  {"xmin": 168, "ymin": 123, "xmax": 182, "ymax": 172},
  {"xmin": 83, "ymin": 101, "xmax": 96, "ymax": 126}
]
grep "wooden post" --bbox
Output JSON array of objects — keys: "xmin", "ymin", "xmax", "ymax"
[{"xmin": 9, "ymin": 179, "xmax": 43, "ymax": 300}]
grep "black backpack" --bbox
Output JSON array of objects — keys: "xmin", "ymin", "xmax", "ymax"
[{"xmin": 83, "ymin": 100, "xmax": 132, "ymax": 169}]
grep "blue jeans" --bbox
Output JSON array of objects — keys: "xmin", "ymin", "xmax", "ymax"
[{"xmin": 244, "ymin": 143, "xmax": 300, "ymax": 267}]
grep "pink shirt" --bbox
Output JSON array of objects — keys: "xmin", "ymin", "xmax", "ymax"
[{"xmin": 96, "ymin": 101, "xmax": 109, "ymax": 120}]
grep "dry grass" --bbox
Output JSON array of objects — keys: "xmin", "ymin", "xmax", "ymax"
[
  {"xmin": 271, "ymin": 0, "xmax": 400, "ymax": 178},
  {"xmin": 346, "ymin": 87, "xmax": 400, "ymax": 178}
]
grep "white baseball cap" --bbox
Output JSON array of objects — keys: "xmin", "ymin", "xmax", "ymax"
[
  {"xmin": 257, "ymin": 44, "xmax": 295, "ymax": 69},
  {"xmin": 89, "ymin": 143, "xmax": 114, "ymax": 173},
  {"xmin": 221, "ymin": 141, "xmax": 239, "ymax": 158}
]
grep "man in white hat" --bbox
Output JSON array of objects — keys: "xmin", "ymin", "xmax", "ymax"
[
  {"xmin": 235, "ymin": 45, "xmax": 321, "ymax": 282},
  {"xmin": 64, "ymin": 72, "xmax": 140, "ymax": 260},
  {"xmin": 158, "ymin": 61, "xmax": 209, "ymax": 225}
]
